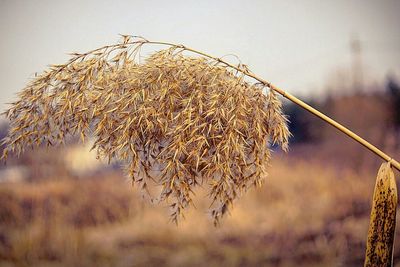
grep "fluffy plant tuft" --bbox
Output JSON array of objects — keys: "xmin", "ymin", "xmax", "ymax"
[{"xmin": 1, "ymin": 36, "xmax": 290, "ymax": 224}]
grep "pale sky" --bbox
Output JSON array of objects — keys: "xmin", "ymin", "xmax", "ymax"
[{"xmin": 0, "ymin": 0, "xmax": 399, "ymax": 112}]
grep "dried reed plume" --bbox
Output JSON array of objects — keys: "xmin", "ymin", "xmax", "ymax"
[{"xmin": 1, "ymin": 36, "xmax": 289, "ymax": 224}]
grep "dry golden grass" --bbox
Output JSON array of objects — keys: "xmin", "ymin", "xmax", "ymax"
[
  {"xmin": 1, "ymin": 156, "xmax": 399, "ymax": 267},
  {"xmin": 1, "ymin": 36, "xmax": 289, "ymax": 224}
]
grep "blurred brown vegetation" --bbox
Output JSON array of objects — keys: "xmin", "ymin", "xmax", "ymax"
[
  {"xmin": 3, "ymin": 157, "xmax": 397, "ymax": 267},
  {"xmin": 286, "ymin": 78, "xmax": 400, "ymax": 172},
  {"xmin": 0, "ymin": 78, "xmax": 400, "ymax": 266}
]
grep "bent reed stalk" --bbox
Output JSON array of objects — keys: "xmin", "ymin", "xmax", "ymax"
[
  {"xmin": 1, "ymin": 35, "xmax": 399, "ymax": 224},
  {"xmin": 53, "ymin": 36, "xmax": 398, "ymax": 171},
  {"xmin": 143, "ymin": 40, "xmax": 400, "ymax": 172}
]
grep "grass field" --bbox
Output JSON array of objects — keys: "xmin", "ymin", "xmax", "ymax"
[{"xmin": 1, "ymin": 152, "xmax": 398, "ymax": 267}]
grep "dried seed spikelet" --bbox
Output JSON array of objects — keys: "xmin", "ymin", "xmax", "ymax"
[{"xmin": 1, "ymin": 37, "xmax": 290, "ymax": 224}]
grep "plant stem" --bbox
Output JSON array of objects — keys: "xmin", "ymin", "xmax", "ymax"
[
  {"xmin": 274, "ymin": 89, "xmax": 400, "ymax": 172},
  {"xmin": 103, "ymin": 39, "xmax": 400, "ymax": 172}
]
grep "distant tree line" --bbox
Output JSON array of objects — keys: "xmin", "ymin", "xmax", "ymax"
[
  {"xmin": 285, "ymin": 77, "xmax": 400, "ymax": 145},
  {"xmin": 387, "ymin": 77, "xmax": 400, "ymax": 128}
]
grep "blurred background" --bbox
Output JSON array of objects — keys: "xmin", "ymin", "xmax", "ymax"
[{"xmin": 0, "ymin": 0, "xmax": 400, "ymax": 266}]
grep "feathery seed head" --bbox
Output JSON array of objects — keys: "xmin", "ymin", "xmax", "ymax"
[{"xmin": 1, "ymin": 36, "xmax": 290, "ymax": 224}]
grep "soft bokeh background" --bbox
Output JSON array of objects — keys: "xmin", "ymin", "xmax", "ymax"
[{"xmin": 0, "ymin": 0, "xmax": 400, "ymax": 266}]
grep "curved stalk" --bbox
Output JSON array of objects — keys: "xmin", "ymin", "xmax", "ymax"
[{"xmin": 72, "ymin": 39, "xmax": 400, "ymax": 171}]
